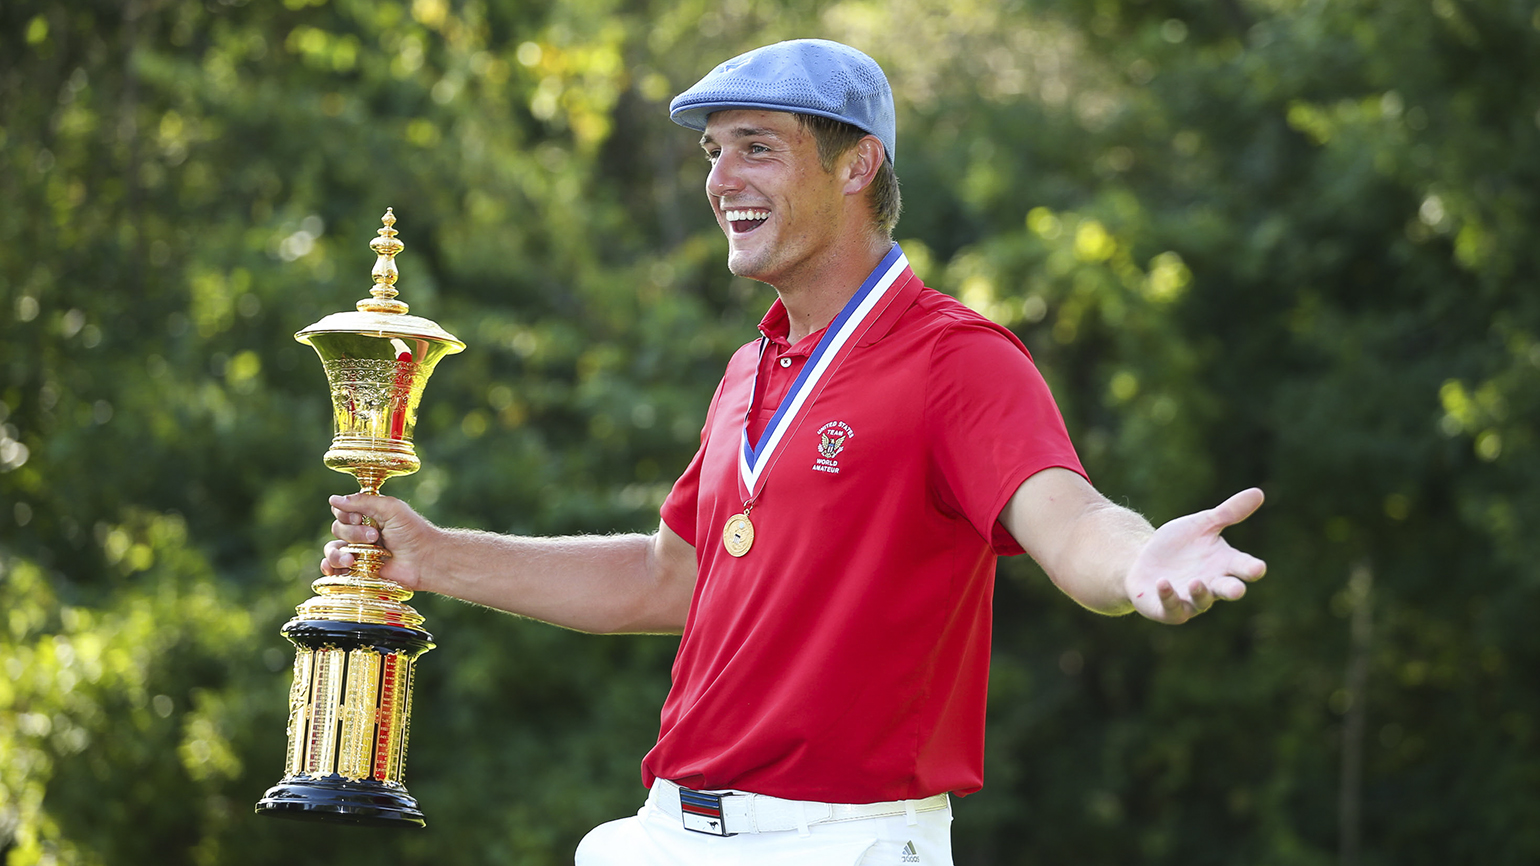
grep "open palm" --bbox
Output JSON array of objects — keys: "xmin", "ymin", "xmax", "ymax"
[{"xmin": 1125, "ymin": 488, "xmax": 1268, "ymax": 624}]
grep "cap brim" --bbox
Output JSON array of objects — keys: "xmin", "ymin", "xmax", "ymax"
[{"xmin": 670, "ymin": 101, "xmax": 895, "ymax": 164}]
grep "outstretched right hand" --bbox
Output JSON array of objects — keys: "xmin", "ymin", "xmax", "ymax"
[{"xmin": 320, "ymin": 493, "xmax": 437, "ymax": 591}]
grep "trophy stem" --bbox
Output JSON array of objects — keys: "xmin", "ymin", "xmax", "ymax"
[{"xmin": 355, "ymin": 470, "xmax": 388, "ymax": 497}]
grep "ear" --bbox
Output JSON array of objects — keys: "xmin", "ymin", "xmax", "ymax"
[{"xmin": 841, "ymin": 135, "xmax": 885, "ymax": 196}]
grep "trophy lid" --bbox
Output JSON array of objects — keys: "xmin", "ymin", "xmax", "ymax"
[
  {"xmin": 295, "ymin": 208, "xmax": 466, "ymax": 351},
  {"xmin": 297, "ymin": 310, "xmax": 465, "ymax": 348}
]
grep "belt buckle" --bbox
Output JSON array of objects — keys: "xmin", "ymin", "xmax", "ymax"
[{"xmin": 679, "ymin": 789, "xmax": 735, "ymax": 837}]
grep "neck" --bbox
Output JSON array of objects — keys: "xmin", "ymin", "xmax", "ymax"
[{"xmin": 776, "ymin": 235, "xmax": 893, "ymax": 344}]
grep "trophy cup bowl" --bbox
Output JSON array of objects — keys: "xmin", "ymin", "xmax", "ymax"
[{"xmin": 256, "ymin": 209, "xmax": 463, "ymax": 827}]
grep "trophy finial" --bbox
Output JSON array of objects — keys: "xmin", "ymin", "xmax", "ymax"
[{"xmin": 360, "ymin": 207, "xmax": 410, "ymax": 315}]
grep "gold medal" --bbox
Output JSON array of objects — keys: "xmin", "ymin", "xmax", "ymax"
[{"xmin": 722, "ymin": 512, "xmax": 755, "ymax": 557}]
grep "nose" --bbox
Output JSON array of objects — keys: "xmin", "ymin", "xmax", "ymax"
[{"xmin": 706, "ymin": 153, "xmax": 741, "ymax": 201}]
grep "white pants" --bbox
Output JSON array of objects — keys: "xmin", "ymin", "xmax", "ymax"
[{"xmin": 575, "ymin": 781, "xmax": 954, "ymax": 866}]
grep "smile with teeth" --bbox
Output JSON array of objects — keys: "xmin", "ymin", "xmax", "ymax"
[{"xmin": 724, "ymin": 209, "xmax": 770, "ymax": 232}]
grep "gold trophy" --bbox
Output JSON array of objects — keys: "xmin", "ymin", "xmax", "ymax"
[{"xmin": 256, "ymin": 209, "xmax": 464, "ymax": 827}]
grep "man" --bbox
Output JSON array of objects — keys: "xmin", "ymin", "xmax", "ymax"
[{"xmin": 322, "ymin": 39, "xmax": 1267, "ymax": 865}]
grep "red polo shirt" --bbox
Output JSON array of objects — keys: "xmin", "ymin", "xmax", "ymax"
[{"xmin": 648, "ymin": 257, "xmax": 1084, "ymax": 803}]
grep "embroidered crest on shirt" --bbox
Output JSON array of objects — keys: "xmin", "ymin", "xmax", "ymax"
[{"xmin": 813, "ymin": 420, "xmax": 854, "ymax": 473}]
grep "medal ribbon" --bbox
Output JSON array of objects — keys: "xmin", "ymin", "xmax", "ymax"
[{"xmin": 736, "ymin": 243, "xmax": 910, "ymax": 503}]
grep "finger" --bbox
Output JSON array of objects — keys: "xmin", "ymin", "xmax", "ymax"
[
  {"xmin": 1188, "ymin": 579, "xmax": 1215, "ymax": 612},
  {"xmin": 321, "ymin": 540, "xmax": 356, "ymax": 574},
  {"xmin": 1157, "ymin": 579, "xmax": 1185, "ymax": 613},
  {"xmin": 331, "ymin": 507, "xmax": 365, "ymax": 526},
  {"xmin": 330, "ymin": 495, "xmax": 367, "ymax": 525},
  {"xmin": 1231, "ymin": 552, "xmax": 1268, "ymax": 581},
  {"xmin": 1208, "ymin": 487, "xmax": 1265, "ymax": 530},
  {"xmin": 1209, "ymin": 575, "xmax": 1248, "ymax": 601},
  {"xmin": 331, "ymin": 519, "xmax": 379, "ymax": 545},
  {"xmin": 331, "ymin": 492, "xmax": 390, "ymax": 510}
]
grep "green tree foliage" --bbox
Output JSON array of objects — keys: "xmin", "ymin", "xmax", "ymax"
[{"xmin": 3, "ymin": 0, "xmax": 1538, "ymax": 863}]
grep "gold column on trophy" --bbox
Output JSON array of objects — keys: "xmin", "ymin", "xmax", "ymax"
[{"xmin": 256, "ymin": 209, "xmax": 464, "ymax": 827}]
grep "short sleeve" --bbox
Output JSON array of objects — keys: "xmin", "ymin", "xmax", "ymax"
[
  {"xmin": 661, "ymin": 447, "xmax": 704, "ymax": 547},
  {"xmin": 925, "ymin": 321, "xmax": 1085, "ymax": 555},
  {"xmin": 660, "ymin": 376, "xmax": 729, "ymax": 548}
]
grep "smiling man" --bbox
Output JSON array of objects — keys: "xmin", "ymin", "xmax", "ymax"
[{"xmin": 323, "ymin": 39, "xmax": 1267, "ymax": 866}]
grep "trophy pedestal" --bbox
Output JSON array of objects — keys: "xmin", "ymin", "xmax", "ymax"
[
  {"xmin": 256, "ymin": 617, "xmax": 435, "ymax": 827},
  {"xmin": 256, "ymin": 776, "xmax": 425, "ymax": 828}
]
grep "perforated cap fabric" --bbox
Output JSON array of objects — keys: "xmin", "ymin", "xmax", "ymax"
[{"xmin": 669, "ymin": 39, "xmax": 897, "ymax": 164}]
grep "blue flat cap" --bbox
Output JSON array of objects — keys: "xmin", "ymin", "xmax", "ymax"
[{"xmin": 669, "ymin": 39, "xmax": 897, "ymax": 164}]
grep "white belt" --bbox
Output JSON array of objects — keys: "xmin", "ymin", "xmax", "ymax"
[{"xmin": 652, "ymin": 779, "xmax": 949, "ymax": 837}]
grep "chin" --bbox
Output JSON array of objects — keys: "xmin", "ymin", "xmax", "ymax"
[{"xmin": 725, "ymin": 251, "xmax": 764, "ymax": 281}]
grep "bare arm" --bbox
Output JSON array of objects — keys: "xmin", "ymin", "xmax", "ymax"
[
  {"xmin": 322, "ymin": 493, "xmax": 698, "ymax": 635},
  {"xmin": 1000, "ymin": 468, "xmax": 1267, "ymax": 623}
]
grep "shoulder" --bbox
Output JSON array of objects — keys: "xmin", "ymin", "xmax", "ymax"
[
  {"xmin": 901, "ymin": 286, "xmax": 1033, "ymax": 360},
  {"xmin": 722, "ymin": 337, "xmax": 765, "ymax": 375}
]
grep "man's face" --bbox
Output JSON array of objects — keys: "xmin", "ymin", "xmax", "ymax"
[{"xmin": 699, "ymin": 110, "xmax": 847, "ymax": 288}]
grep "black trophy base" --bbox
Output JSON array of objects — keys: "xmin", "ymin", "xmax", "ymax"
[{"xmin": 256, "ymin": 776, "xmax": 425, "ymax": 828}]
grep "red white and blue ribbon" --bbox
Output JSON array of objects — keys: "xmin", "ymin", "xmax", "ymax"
[{"xmin": 736, "ymin": 243, "xmax": 910, "ymax": 502}]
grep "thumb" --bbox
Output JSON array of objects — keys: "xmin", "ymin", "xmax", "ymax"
[{"xmin": 1208, "ymin": 487, "xmax": 1264, "ymax": 530}]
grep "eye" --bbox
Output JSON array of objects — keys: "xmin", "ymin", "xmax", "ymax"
[
  {"xmin": 748, "ymin": 143, "xmax": 770, "ymax": 155},
  {"xmin": 704, "ymin": 148, "xmax": 721, "ymax": 164}
]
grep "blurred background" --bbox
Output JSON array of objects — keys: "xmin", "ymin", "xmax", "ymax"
[{"xmin": 3, "ymin": 0, "xmax": 1539, "ymax": 863}]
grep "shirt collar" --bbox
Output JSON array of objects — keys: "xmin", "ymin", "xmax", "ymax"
[{"xmin": 756, "ymin": 298, "xmax": 793, "ymax": 348}]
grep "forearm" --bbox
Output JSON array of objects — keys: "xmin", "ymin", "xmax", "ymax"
[
  {"xmin": 420, "ymin": 528, "xmax": 685, "ymax": 634},
  {"xmin": 1001, "ymin": 467, "xmax": 1150, "ymax": 616},
  {"xmin": 1037, "ymin": 500, "xmax": 1152, "ymax": 616},
  {"xmin": 329, "ymin": 495, "xmax": 698, "ymax": 634}
]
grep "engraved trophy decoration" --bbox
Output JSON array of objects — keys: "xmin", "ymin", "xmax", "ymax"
[{"xmin": 256, "ymin": 209, "xmax": 464, "ymax": 827}]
